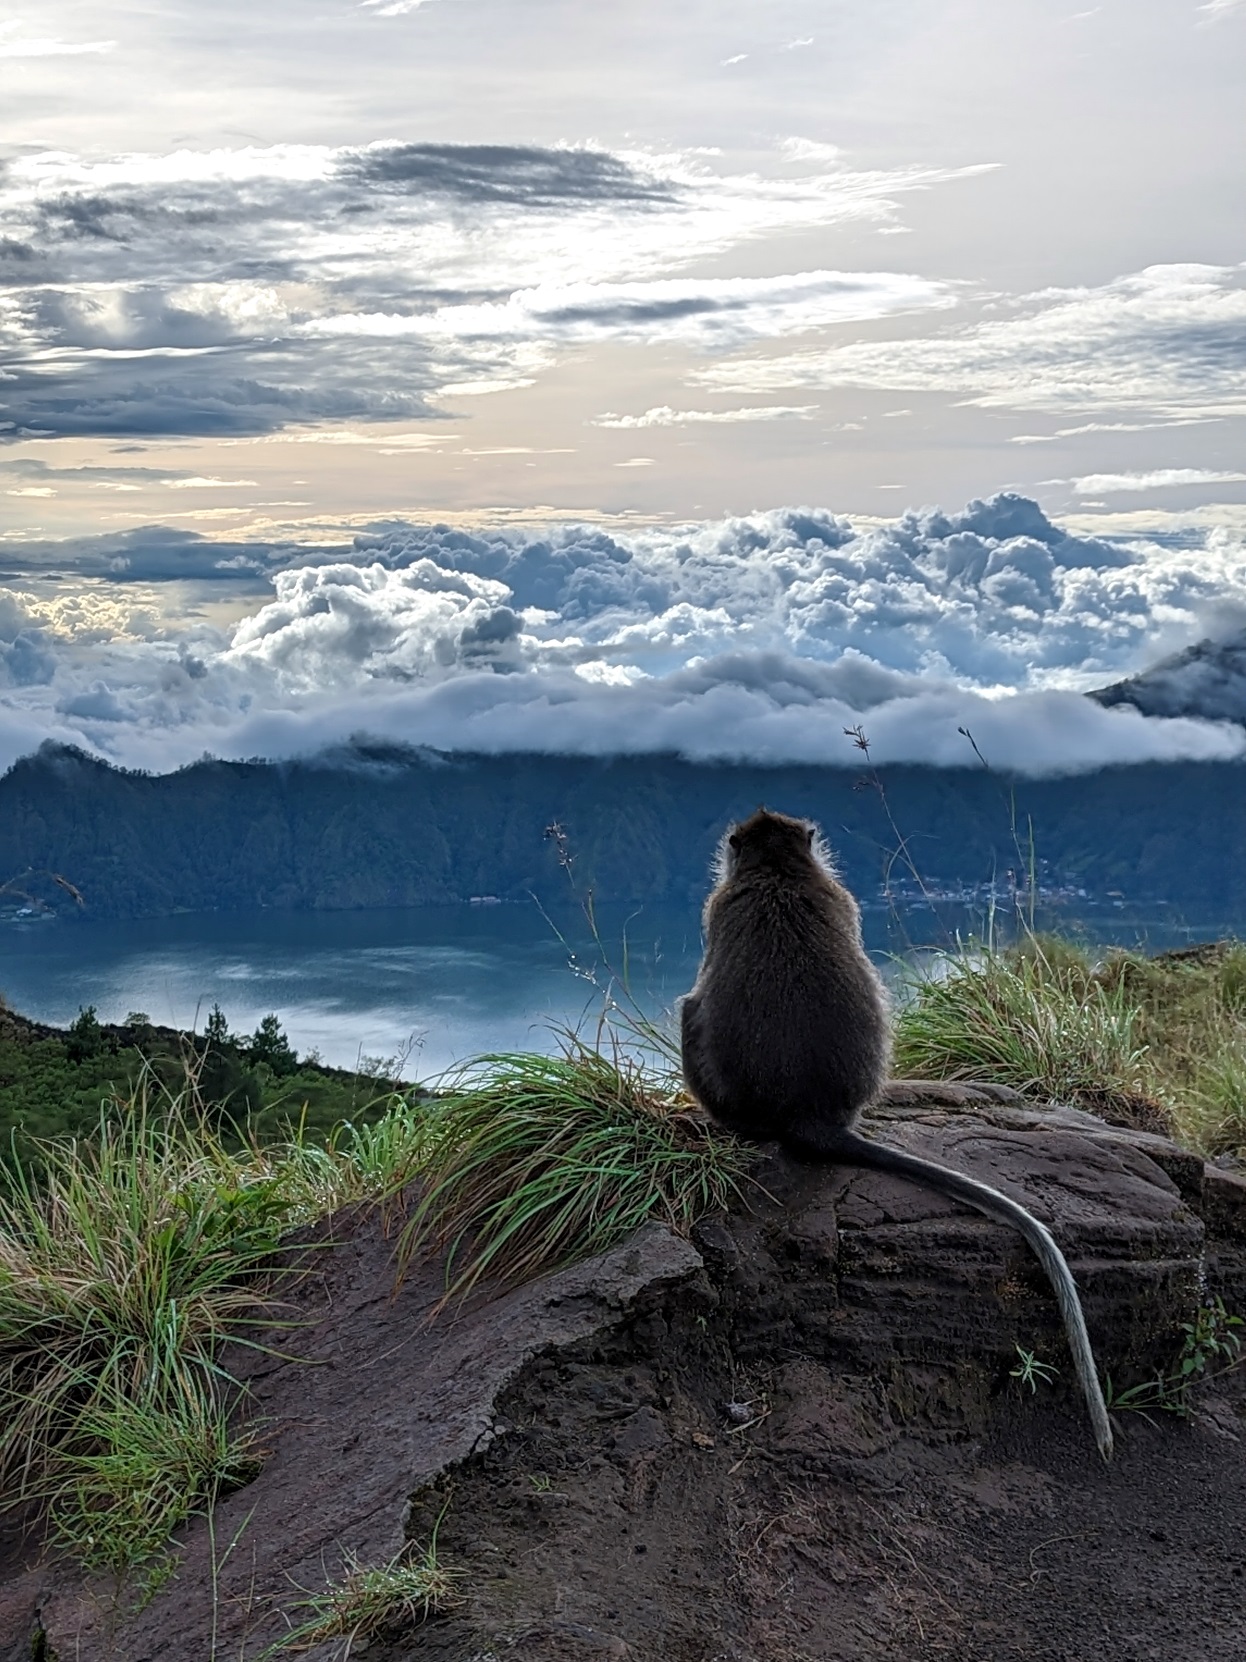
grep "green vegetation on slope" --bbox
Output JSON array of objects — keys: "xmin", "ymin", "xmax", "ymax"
[
  {"xmin": 5, "ymin": 932, "xmax": 1246, "ymax": 1597},
  {"xmin": 392, "ymin": 1045, "xmax": 752, "ymax": 1305},
  {"xmin": 0, "ymin": 999, "xmax": 398, "ymax": 1181}
]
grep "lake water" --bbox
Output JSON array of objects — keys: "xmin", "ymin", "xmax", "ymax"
[{"xmin": 2, "ymin": 896, "xmax": 1242, "ymax": 1080}]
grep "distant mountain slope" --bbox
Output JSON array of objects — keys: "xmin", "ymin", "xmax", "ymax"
[
  {"xmin": 1090, "ymin": 632, "xmax": 1246, "ymax": 726},
  {"xmin": 2, "ymin": 741, "xmax": 1245, "ymax": 920}
]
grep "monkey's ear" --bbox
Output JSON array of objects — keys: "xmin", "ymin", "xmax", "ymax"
[
  {"xmin": 806, "ymin": 826, "xmax": 815, "ymax": 845},
  {"xmin": 728, "ymin": 832, "xmax": 742, "ymax": 850}
]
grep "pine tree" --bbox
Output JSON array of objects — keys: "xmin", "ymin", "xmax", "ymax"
[
  {"xmin": 246, "ymin": 1013, "xmax": 298, "ymax": 1076},
  {"xmin": 66, "ymin": 1005, "xmax": 104, "ymax": 1063},
  {"xmin": 204, "ymin": 1003, "xmax": 231, "ymax": 1049}
]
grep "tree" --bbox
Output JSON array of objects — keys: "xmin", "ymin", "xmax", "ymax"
[
  {"xmin": 66, "ymin": 1005, "xmax": 104, "ymax": 1063},
  {"xmin": 197, "ymin": 1048, "xmax": 264, "ymax": 1125},
  {"xmin": 246, "ymin": 1013, "xmax": 298, "ymax": 1077},
  {"xmin": 204, "ymin": 1003, "xmax": 232, "ymax": 1049}
]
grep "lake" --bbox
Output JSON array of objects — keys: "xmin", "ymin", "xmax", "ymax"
[{"xmin": 2, "ymin": 896, "xmax": 1241, "ymax": 1080}]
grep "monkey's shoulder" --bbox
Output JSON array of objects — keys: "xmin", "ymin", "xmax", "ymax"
[{"xmin": 708, "ymin": 869, "xmax": 861, "ymax": 937}]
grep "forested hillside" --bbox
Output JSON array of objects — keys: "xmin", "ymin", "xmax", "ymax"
[{"xmin": 3, "ymin": 741, "xmax": 1245, "ymax": 919}]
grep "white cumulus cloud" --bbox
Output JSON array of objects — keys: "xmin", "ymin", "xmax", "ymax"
[{"xmin": 4, "ymin": 493, "xmax": 1246, "ymax": 780}]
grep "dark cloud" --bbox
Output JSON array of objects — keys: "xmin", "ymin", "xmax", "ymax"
[
  {"xmin": 0, "ymin": 340, "xmax": 445, "ymax": 439},
  {"xmin": 0, "ymin": 138, "xmax": 957, "ymax": 440},
  {"xmin": 348, "ymin": 143, "xmax": 673, "ymax": 205},
  {"xmin": 4, "ymin": 524, "xmax": 327, "ymax": 582}
]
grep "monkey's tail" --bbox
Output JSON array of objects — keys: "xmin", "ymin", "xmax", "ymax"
[{"xmin": 827, "ymin": 1128, "xmax": 1114, "ymax": 1461}]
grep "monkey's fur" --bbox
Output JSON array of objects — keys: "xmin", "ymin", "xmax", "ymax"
[{"xmin": 680, "ymin": 807, "xmax": 1113, "ymax": 1460}]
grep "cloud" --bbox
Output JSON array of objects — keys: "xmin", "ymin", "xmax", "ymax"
[
  {"xmin": 1071, "ymin": 468, "xmax": 1246, "ymax": 494},
  {"xmin": 0, "ymin": 27, "xmax": 115, "ymax": 56},
  {"xmin": 592, "ymin": 404, "xmax": 817, "ymax": 427},
  {"xmin": 0, "ymin": 138, "xmax": 975, "ymax": 439},
  {"xmin": 224, "ymin": 561, "xmax": 524, "ymax": 687},
  {"xmin": 2, "ymin": 523, "xmax": 322, "ymax": 583},
  {"xmin": 298, "ymin": 269, "xmax": 949, "ymax": 350},
  {"xmin": 700, "ymin": 263, "xmax": 1246, "ymax": 419},
  {"xmin": 4, "ymin": 493, "xmax": 1246, "ymax": 779},
  {"xmin": 1198, "ymin": 0, "xmax": 1245, "ymax": 20}
]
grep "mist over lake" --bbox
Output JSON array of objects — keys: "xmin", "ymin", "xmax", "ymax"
[{"xmin": 4, "ymin": 897, "xmax": 1240, "ymax": 1079}]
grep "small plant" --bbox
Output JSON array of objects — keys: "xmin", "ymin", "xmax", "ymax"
[
  {"xmin": 1105, "ymin": 1296, "xmax": 1245, "ymax": 1419},
  {"xmin": 538, "ymin": 820, "xmax": 680, "ymax": 1066},
  {"xmin": 390, "ymin": 1043, "xmax": 753, "ymax": 1306},
  {"xmin": 1179, "ymin": 1294, "xmax": 1245, "ymax": 1382},
  {"xmin": 264, "ymin": 1524, "xmax": 461, "ymax": 1655},
  {"xmin": 1009, "ymin": 1344, "xmax": 1059, "ymax": 1394}
]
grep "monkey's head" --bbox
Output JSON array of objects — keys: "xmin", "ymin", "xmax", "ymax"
[{"xmin": 718, "ymin": 807, "xmax": 835, "ymax": 881}]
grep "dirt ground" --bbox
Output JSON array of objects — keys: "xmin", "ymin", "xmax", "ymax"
[{"xmin": 392, "ymin": 1339, "xmax": 1246, "ymax": 1662}]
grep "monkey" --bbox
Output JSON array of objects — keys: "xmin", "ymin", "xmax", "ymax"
[{"xmin": 680, "ymin": 807, "xmax": 1114, "ymax": 1460}]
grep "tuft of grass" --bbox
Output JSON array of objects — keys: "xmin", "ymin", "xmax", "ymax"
[
  {"xmin": 263, "ymin": 1530, "xmax": 462, "ymax": 1656},
  {"xmin": 1097, "ymin": 943, "xmax": 1246, "ymax": 1154},
  {"xmin": 247, "ymin": 1097, "xmax": 433, "ymax": 1222},
  {"xmin": 391, "ymin": 1043, "xmax": 753, "ymax": 1305},
  {"xmin": 894, "ymin": 934, "xmax": 1246, "ymax": 1159},
  {"xmin": 50, "ymin": 1373, "xmax": 263, "ymax": 1589},
  {"xmin": 0, "ymin": 1084, "xmax": 295, "ymax": 1576},
  {"xmin": 893, "ymin": 941, "xmax": 1150, "ymax": 1106}
]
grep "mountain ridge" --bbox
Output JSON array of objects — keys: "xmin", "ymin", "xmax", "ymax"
[{"xmin": 3, "ymin": 740, "xmax": 1244, "ymax": 921}]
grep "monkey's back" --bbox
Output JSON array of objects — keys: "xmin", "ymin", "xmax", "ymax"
[{"xmin": 686, "ymin": 866, "xmax": 890, "ymax": 1139}]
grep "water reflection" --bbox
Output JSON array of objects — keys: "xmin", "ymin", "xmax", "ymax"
[{"xmin": 1, "ymin": 897, "xmax": 1239, "ymax": 1078}]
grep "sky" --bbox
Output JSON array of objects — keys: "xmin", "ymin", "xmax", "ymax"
[{"xmin": 2, "ymin": 0, "xmax": 1246, "ymax": 778}]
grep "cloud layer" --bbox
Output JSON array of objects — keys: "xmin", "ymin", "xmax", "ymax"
[
  {"xmin": 4, "ymin": 492, "xmax": 1245, "ymax": 779},
  {"xmin": 0, "ymin": 138, "xmax": 966, "ymax": 439},
  {"xmin": 702, "ymin": 264, "xmax": 1246, "ymax": 419}
]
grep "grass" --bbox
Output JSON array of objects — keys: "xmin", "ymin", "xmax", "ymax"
[
  {"xmin": 261, "ymin": 1511, "xmax": 461, "ymax": 1655},
  {"xmin": 390, "ymin": 1042, "xmax": 753, "ymax": 1306},
  {"xmin": 0, "ymin": 1039, "xmax": 750, "ymax": 1584},
  {"xmin": 894, "ymin": 934, "xmax": 1246, "ymax": 1157},
  {"xmin": 0, "ymin": 1082, "xmax": 304, "ymax": 1583},
  {"xmin": 893, "ymin": 939, "xmax": 1151, "ymax": 1105}
]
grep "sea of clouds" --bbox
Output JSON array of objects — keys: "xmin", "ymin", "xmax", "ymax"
[{"xmin": 3, "ymin": 492, "xmax": 1246, "ymax": 778}]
